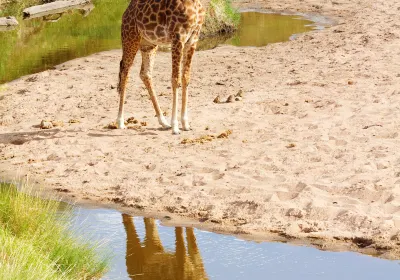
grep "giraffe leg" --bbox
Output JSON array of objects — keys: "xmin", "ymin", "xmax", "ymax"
[
  {"xmin": 171, "ymin": 39, "xmax": 184, "ymax": 135},
  {"xmin": 181, "ymin": 38, "xmax": 198, "ymax": 131},
  {"xmin": 140, "ymin": 44, "xmax": 171, "ymax": 129},
  {"xmin": 116, "ymin": 33, "xmax": 140, "ymax": 129}
]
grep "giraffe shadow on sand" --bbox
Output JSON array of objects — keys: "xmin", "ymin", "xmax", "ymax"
[
  {"xmin": 122, "ymin": 214, "xmax": 209, "ymax": 280},
  {"xmin": 0, "ymin": 129, "xmax": 61, "ymax": 145}
]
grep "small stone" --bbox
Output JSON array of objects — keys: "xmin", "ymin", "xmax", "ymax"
[
  {"xmin": 40, "ymin": 120, "xmax": 53, "ymax": 129},
  {"xmin": 140, "ymin": 121, "xmax": 147, "ymax": 126},
  {"xmin": 217, "ymin": 129, "xmax": 232, "ymax": 139},
  {"xmin": 226, "ymin": 95, "xmax": 235, "ymax": 103},
  {"xmin": 235, "ymin": 97, "xmax": 242, "ymax": 101},
  {"xmin": 51, "ymin": 120, "xmax": 64, "ymax": 127},
  {"xmin": 213, "ymin": 95, "xmax": 221, "ymax": 103},
  {"xmin": 68, "ymin": 119, "xmax": 80, "ymax": 124},
  {"xmin": 235, "ymin": 90, "xmax": 243, "ymax": 97},
  {"xmin": 286, "ymin": 143, "xmax": 296, "ymax": 148}
]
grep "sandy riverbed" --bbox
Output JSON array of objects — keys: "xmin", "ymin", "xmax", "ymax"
[{"xmin": 1, "ymin": 0, "xmax": 400, "ymax": 258}]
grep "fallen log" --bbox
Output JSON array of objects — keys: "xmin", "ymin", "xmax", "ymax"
[
  {"xmin": 23, "ymin": 0, "xmax": 92, "ymax": 19},
  {"xmin": 0, "ymin": 16, "xmax": 18, "ymax": 31}
]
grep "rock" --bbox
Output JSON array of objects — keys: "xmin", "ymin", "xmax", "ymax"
[
  {"xmin": 286, "ymin": 143, "xmax": 296, "ymax": 148},
  {"xmin": 226, "ymin": 95, "xmax": 234, "ymax": 103},
  {"xmin": 0, "ymin": 17, "xmax": 18, "ymax": 31},
  {"xmin": 235, "ymin": 89, "xmax": 243, "ymax": 97},
  {"xmin": 235, "ymin": 97, "xmax": 242, "ymax": 101},
  {"xmin": 213, "ymin": 95, "xmax": 221, "ymax": 103},
  {"xmin": 40, "ymin": 120, "xmax": 53, "ymax": 129},
  {"xmin": 217, "ymin": 129, "xmax": 232, "ymax": 139}
]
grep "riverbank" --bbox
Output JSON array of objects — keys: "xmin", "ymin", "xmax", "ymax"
[
  {"xmin": 0, "ymin": 183, "xmax": 108, "ymax": 279},
  {"xmin": 1, "ymin": 0, "xmax": 400, "ymax": 258}
]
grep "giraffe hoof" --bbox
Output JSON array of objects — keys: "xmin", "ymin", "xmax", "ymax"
[
  {"xmin": 116, "ymin": 119, "xmax": 126, "ymax": 129},
  {"xmin": 161, "ymin": 123, "xmax": 171, "ymax": 129},
  {"xmin": 182, "ymin": 124, "xmax": 191, "ymax": 131},
  {"xmin": 158, "ymin": 115, "xmax": 171, "ymax": 129},
  {"xmin": 171, "ymin": 119, "xmax": 179, "ymax": 134},
  {"xmin": 117, "ymin": 124, "xmax": 126, "ymax": 129},
  {"xmin": 172, "ymin": 125, "xmax": 180, "ymax": 135}
]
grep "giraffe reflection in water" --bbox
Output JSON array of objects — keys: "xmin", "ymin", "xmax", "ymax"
[{"xmin": 122, "ymin": 214, "xmax": 209, "ymax": 280}]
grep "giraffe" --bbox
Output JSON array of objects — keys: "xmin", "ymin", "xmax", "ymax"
[{"xmin": 116, "ymin": 0, "xmax": 206, "ymax": 135}]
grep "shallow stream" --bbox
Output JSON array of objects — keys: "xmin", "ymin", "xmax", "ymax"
[{"xmin": 71, "ymin": 206, "xmax": 400, "ymax": 280}]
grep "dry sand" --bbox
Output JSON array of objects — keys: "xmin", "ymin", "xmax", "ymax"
[{"xmin": 1, "ymin": 0, "xmax": 400, "ymax": 258}]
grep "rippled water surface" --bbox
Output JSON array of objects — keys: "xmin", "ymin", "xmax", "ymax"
[{"xmin": 70, "ymin": 207, "xmax": 400, "ymax": 280}]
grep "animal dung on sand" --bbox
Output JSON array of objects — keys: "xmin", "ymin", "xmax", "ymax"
[{"xmin": 181, "ymin": 130, "xmax": 233, "ymax": 144}]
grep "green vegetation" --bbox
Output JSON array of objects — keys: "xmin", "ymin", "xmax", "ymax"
[
  {"xmin": 0, "ymin": 183, "xmax": 109, "ymax": 280},
  {"xmin": 0, "ymin": 0, "xmax": 41, "ymax": 16},
  {"xmin": 202, "ymin": 0, "xmax": 240, "ymax": 37}
]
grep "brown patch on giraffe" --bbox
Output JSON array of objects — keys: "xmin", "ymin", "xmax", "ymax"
[
  {"xmin": 157, "ymin": 13, "xmax": 167, "ymax": 25},
  {"xmin": 145, "ymin": 22, "xmax": 158, "ymax": 30},
  {"xmin": 151, "ymin": 3, "xmax": 160, "ymax": 13}
]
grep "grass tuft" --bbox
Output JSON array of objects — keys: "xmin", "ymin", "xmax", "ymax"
[
  {"xmin": 0, "ymin": 183, "xmax": 109, "ymax": 280},
  {"xmin": 202, "ymin": 0, "xmax": 241, "ymax": 37}
]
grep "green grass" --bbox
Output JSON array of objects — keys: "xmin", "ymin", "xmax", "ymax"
[
  {"xmin": 202, "ymin": 0, "xmax": 241, "ymax": 37},
  {"xmin": 0, "ymin": 0, "xmax": 42, "ymax": 17},
  {"xmin": 0, "ymin": 183, "xmax": 109, "ymax": 280}
]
